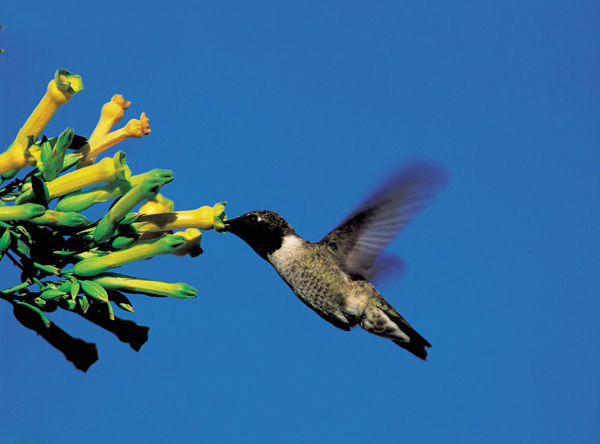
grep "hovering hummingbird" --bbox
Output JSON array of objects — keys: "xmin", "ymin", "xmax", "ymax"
[{"xmin": 224, "ymin": 163, "xmax": 448, "ymax": 360}]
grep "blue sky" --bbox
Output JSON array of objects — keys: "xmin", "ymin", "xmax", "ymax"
[{"xmin": 1, "ymin": 1, "xmax": 599, "ymax": 443}]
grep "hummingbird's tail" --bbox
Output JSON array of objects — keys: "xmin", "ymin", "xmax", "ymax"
[
  {"xmin": 392, "ymin": 333, "xmax": 431, "ymax": 360},
  {"xmin": 360, "ymin": 297, "xmax": 432, "ymax": 360}
]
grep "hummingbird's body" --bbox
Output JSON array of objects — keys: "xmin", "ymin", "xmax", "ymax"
[{"xmin": 225, "ymin": 163, "xmax": 447, "ymax": 360}]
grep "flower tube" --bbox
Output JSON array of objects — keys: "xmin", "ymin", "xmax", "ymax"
[
  {"xmin": 89, "ymin": 95, "xmax": 131, "ymax": 144},
  {"xmin": 13, "ymin": 69, "xmax": 83, "ymax": 148},
  {"xmin": 133, "ymin": 202, "xmax": 227, "ymax": 233},
  {"xmin": 73, "ymin": 234, "xmax": 186, "ymax": 277},
  {"xmin": 28, "ymin": 210, "xmax": 89, "ymax": 227},
  {"xmin": 94, "ymin": 177, "xmax": 167, "ymax": 244},
  {"xmin": 172, "ymin": 228, "xmax": 203, "ymax": 257},
  {"xmin": 91, "ymin": 272, "xmax": 197, "ymax": 299},
  {"xmin": 77, "ymin": 112, "xmax": 150, "ymax": 166},
  {"xmin": 139, "ymin": 193, "xmax": 174, "ymax": 215},
  {"xmin": 46, "ymin": 151, "xmax": 130, "ymax": 199},
  {"xmin": 0, "ymin": 203, "xmax": 46, "ymax": 221}
]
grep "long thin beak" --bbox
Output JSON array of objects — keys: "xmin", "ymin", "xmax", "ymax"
[{"xmin": 222, "ymin": 217, "xmax": 237, "ymax": 233}]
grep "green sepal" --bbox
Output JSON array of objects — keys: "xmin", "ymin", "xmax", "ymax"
[
  {"xmin": 80, "ymin": 280, "xmax": 109, "ymax": 303},
  {"xmin": 55, "ymin": 69, "xmax": 84, "ymax": 94}
]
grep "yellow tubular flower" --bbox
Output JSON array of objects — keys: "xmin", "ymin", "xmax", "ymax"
[
  {"xmin": 1, "ymin": 70, "xmax": 82, "ymax": 175},
  {"xmin": 172, "ymin": 228, "xmax": 203, "ymax": 257},
  {"xmin": 133, "ymin": 202, "xmax": 227, "ymax": 233},
  {"xmin": 77, "ymin": 112, "xmax": 151, "ymax": 166},
  {"xmin": 0, "ymin": 144, "xmax": 31, "ymax": 174},
  {"xmin": 139, "ymin": 193, "xmax": 174, "ymax": 215},
  {"xmin": 91, "ymin": 273, "xmax": 197, "ymax": 299},
  {"xmin": 46, "ymin": 151, "xmax": 130, "ymax": 199},
  {"xmin": 55, "ymin": 180, "xmax": 132, "ymax": 213},
  {"xmin": 14, "ymin": 69, "xmax": 83, "ymax": 148},
  {"xmin": 73, "ymin": 234, "xmax": 186, "ymax": 277},
  {"xmin": 88, "ymin": 95, "xmax": 131, "ymax": 144}
]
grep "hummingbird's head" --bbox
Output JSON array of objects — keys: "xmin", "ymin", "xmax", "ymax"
[{"xmin": 224, "ymin": 210, "xmax": 297, "ymax": 260}]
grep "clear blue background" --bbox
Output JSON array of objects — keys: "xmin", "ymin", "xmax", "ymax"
[{"xmin": 1, "ymin": 1, "xmax": 599, "ymax": 443}]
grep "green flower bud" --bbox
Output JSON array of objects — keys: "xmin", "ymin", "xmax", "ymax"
[
  {"xmin": 120, "ymin": 212, "xmax": 139, "ymax": 225},
  {"xmin": 55, "ymin": 180, "xmax": 131, "ymax": 213},
  {"xmin": 46, "ymin": 151, "xmax": 130, "ymax": 199},
  {"xmin": 94, "ymin": 177, "xmax": 166, "ymax": 244},
  {"xmin": 43, "ymin": 127, "xmax": 74, "ymax": 181},
  {"xmin": 40, "ymin": 137, "xmax": 53, "ymax": 171},
  {"xmin": 61, "ymin": 152, "xmax": 84, "ymax": 172},
  {"xmin": 28, "ymin": 210, "xmax": 90, "ymax": 227},
  {"xmin": 0, "ymin": 228, "xmax": 11, "ymax": 253},
  {"xmin": 92, "ymin": 272, "xmax": 197, "ymax": 299},
  {"xmin": 0, "ymin": 203, "xmax": 46, "ymax": 221},
  {"xmin": 73, "ymin": 234, "xmax": 186, "ymax": 277},
  {"xmin": 130, "ymin": 169, "xmax": 174, "ymax": 187},
  {"xmin": 110, "ymin": 235, "xmax": 137, "ymax": 250}
]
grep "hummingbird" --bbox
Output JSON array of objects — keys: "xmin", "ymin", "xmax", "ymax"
[{"xmin": 224, "ymin": 162, "xmax": 448, "ymax": 360}]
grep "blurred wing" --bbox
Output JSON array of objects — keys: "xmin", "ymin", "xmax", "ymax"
[
  {"xmin": 368, "ymin": 252, "xmax": 407, "ymax": 284},
  {"xmin": 320, "ymin": 162, "xmax": 448, "ymax": 279}
]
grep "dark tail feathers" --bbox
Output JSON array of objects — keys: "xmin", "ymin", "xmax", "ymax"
[{"xmin": 392, "ymin": 329, "xmax": 431, "ymax": 360}]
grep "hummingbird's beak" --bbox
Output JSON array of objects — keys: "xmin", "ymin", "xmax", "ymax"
[{"xmin": 222, "ymin": 217, "xmax": 237, "ymax": 234}]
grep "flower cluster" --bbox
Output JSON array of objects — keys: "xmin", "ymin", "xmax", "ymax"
[{"xmin": 0, "ymin": 70, "xmax": 226, "ymax": 371}]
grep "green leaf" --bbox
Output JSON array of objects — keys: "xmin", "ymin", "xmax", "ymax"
[
  {"xmin": 108, "ymin": 290, "xmax": 134, "ymax": 313},
  {"xmin": 70, "ymin": 280, "xmax": 80, "ymax": 299},
  {"xmin": 0, "ymin": 228, "xmax": 11, "ymax": 253},
  {"xmin": 78, "ymin": 295, "xmax": 89, "ymax": 314},
  {"xmin": 40, "ymin": 289, "xmax": 66, "ymax": 300},
  {"xmin": 80, "ymin": 280, "xmax": 109, "ymax": 303},
  {"xmin": 15, "ymin": 238, "xmax": 30, "ymax": 256}
]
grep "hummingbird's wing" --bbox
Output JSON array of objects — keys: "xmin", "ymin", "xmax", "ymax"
[{"xmin": 320, "ymin": 162, "xmax": 448, "ymax": 280}]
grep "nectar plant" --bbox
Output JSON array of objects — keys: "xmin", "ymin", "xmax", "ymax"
[{"xmin": 0, "ymin": 69, "xmax": 226, "ymax": 371}]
